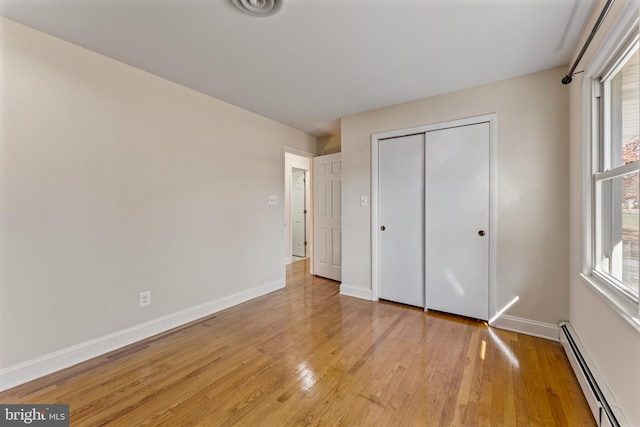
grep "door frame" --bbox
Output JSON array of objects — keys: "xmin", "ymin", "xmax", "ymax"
[
  {"xmin": 283, "ymin": 147, "xmax": 314, "ymax": 273},
  {"xmin": 371, "ymin": 114, "xmax": 498, "ymax": 319}
]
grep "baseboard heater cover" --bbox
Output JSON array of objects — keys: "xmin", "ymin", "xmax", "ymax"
[{"xmin": 558, "ymin": 321, "xmax": 626, "ymax": 427}]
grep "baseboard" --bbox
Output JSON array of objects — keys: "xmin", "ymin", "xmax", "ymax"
[
  {"xmin": 285, "ymin": 256, "xmax": 293, "ymax": 265},
  {"xmin": 0, "ymin": 279, "xmax": 284, "ymax": 392},
  {"xmin": 491, "ymin": 314, "xmax": 559, "ymax": 341},
  {"xmin": 339, "ymin": 283, "xmax": 372, "ymax": 300}
]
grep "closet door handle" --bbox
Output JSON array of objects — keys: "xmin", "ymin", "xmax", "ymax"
[{"xmin": 380, "ymin": 226, "xmax": 386, "ymax": 231}]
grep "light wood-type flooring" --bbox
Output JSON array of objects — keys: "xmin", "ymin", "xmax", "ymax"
[{"xmin": 0, "ymin": 260, "xmax": 595, "ymax": 426}]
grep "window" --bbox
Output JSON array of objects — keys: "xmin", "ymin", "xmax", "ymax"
[{"xmin": 593, "ymin": 35, "xmax": 640, "ymax": 307}]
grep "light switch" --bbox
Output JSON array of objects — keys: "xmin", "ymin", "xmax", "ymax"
[
  {"xmin": 360, "ymin": 196, "xmax": 368, "ymax": 207},
  {"xmin": 269, "ymin": 195, "xmax": 278, "ymax": 205}
]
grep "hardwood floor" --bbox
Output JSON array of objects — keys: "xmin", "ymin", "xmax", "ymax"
[{"xmin": 1, "ymin": 260, "xmax": 595, "ymax": 426}]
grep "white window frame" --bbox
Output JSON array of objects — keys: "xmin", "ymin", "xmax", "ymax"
[{"xmin": 583, "ymin": 6, "xmax": 640, "ymax": 332}]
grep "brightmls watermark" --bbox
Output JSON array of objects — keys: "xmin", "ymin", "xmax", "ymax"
[{"xmin": 0, "ymin": 405, "xmax": 69, "ymax": 426}]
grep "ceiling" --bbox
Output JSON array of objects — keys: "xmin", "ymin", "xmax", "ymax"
[{"xmin": 0, "ymin": 0, "xmax": 596, "ymax": 136}]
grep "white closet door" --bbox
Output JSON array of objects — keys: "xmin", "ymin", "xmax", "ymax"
[
  {"xmin": 378, "ymin": 134, "xmax": 425, "ymax": 307},
  {"xmin": 425, "ymin": 123, "xmax": 490, "ymax": 320}
]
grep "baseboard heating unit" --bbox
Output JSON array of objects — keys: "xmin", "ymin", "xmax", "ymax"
[{"xmin": 559, "ymin": 322, "xmax": 626, "ymax": 426}]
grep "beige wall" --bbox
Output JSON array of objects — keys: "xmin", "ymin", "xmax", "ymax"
[
  {"xmin": 0, "ymin": 18, "xmax": 317, "ymax": 371},
  {"xmin": 341, "ymin": 66, "xmax": 570, "ymax": 325},
  {"xmin": 568, "ymin": 0, "xmax": 640, "ymax": 424},
  {"xmin": 317, "ymin": 129, "xmax": 342, "ymax": 155}
]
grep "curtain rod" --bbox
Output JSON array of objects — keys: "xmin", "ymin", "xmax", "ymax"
[{"xmin": 562, "ymin": 0, "xmax": 616, "ymax": 84}]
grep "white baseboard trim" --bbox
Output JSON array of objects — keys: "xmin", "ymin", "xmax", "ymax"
[
  {"xmin": 339, "ymin": 283, "xmax": 372, "ymax": 300},
  {"xmin": 0, "ymin": 279, "xmax": 284, "ymax": 392},
  {"xmin": 491, "ymin": 314, "xmax": 559, "ymax": 341},
  {"xmin": 284, "ymin": 256, "xmax": 293, "ymax": 265}
]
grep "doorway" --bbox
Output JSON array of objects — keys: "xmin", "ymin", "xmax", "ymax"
[
  {"xmin": 371, "ymin": 114, "xmax": 497, "ymax": 321},
  {"xmin": 284, "ymin": 150, "xmax": 313, "ymax": 266}
]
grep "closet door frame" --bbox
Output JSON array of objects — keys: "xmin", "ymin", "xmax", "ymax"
[{"xmin": 370, "ymin": 113, "xmax": 498, "ymax": 319}]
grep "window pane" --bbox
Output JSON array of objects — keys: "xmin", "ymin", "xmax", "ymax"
[
  {"xmin": 609, "ymin": 46, "xmax": 639, "ymax": 169},
  {"xmin": 596, "ymin": 171, "xmax": 640, "ymax": 297}
]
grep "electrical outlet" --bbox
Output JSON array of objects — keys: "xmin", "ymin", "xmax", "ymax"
[
  {"xmin": 269, "ymin": 195, "xmax": 278, "ymax": 205},
  {"xmin": 139, "ymin": 291, "xmax": 151, "ymax": 307}
]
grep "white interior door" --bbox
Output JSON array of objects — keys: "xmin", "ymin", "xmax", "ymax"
[
  {"xmin": 425, "ymin": 123, "xmax": 490, "ymax": 320},
  {"xmin": 313, "ymin": 153, "xmax": 341, "ymax": 281},
  {"xmin": 378, "ymin": 134, "xmax": 425, "ymax": 307},
  {"xmin": 291, "ymin": 168, "xmax": 306, "ymax": 257}
]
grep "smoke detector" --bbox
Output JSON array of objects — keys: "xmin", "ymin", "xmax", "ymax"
[{"xmin": 229, "ymin": 0, "xmax": 281, "ymax": 17}]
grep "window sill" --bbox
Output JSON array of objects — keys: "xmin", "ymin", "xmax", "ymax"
[{"xmin": 580, "ymin": 273, "xmax": 640, "ymax": 334}]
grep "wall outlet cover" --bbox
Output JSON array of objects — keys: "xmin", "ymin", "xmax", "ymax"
[{"xmin": 139, "ymin": 291, "xmax": 151, "ymax": 307}]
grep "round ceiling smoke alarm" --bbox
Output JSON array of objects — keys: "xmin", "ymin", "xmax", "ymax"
[{"xmin": 229, "ymin": 0, "xmax": 281, "ymax": 17}]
